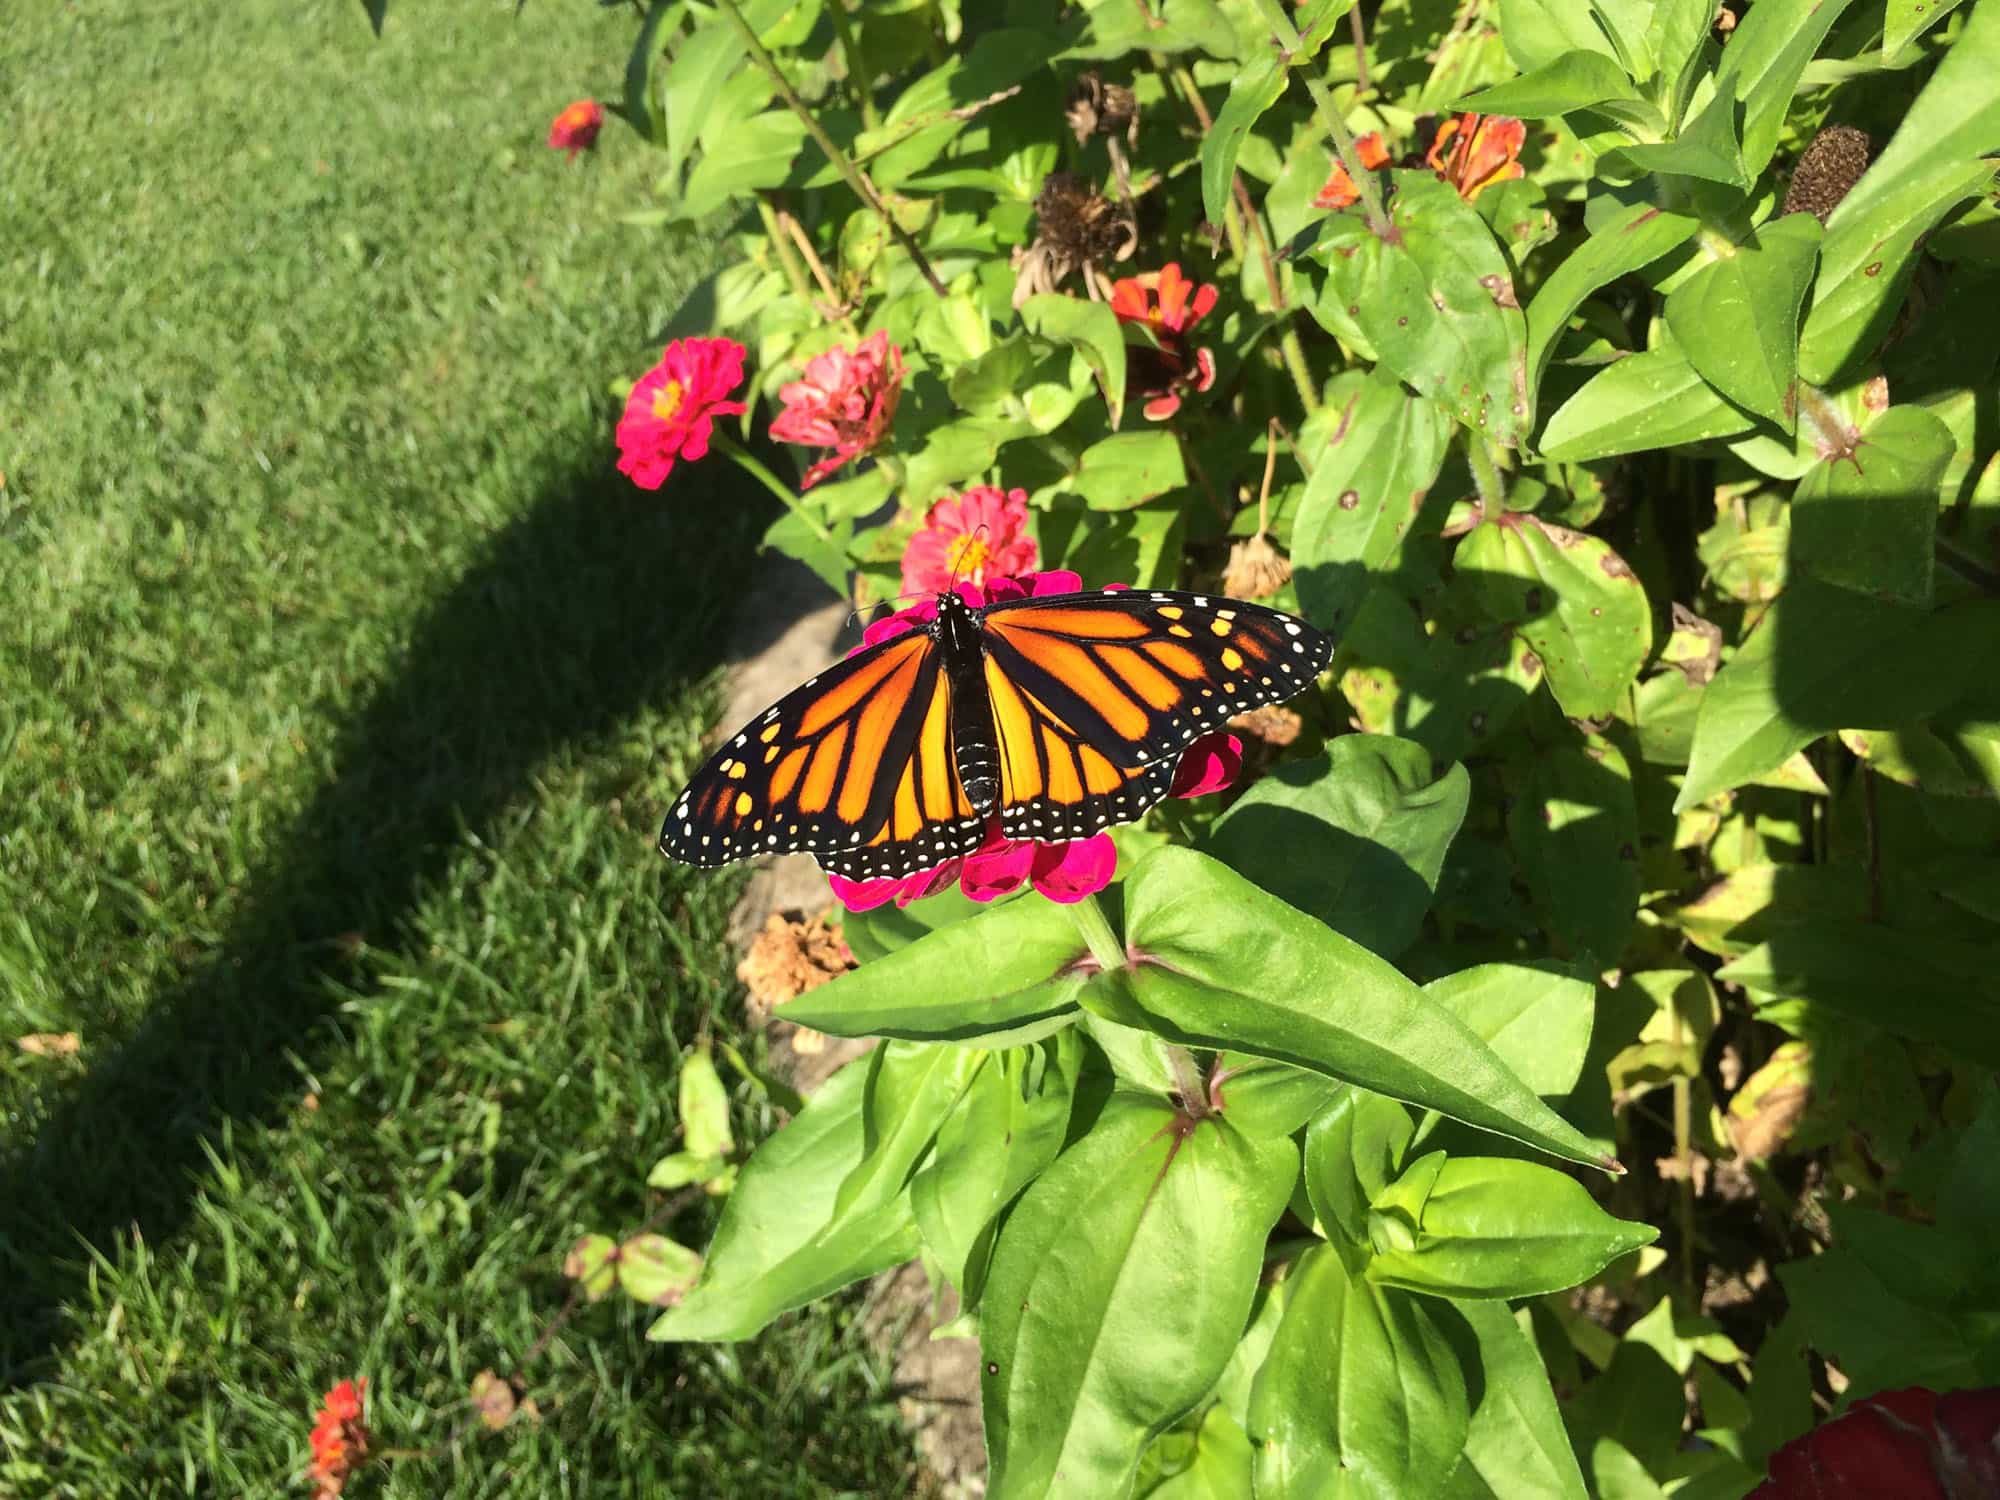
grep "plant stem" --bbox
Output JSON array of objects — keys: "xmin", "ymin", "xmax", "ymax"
[
  {"xmin": 1348, "ymin": 4, "xmax": 1371, "ymax": 95},
  {"xmin": 714, "ymin": 0, "xmax": 947, "ymax": 296},
  {"xmin": 1166, "ymin": 65, "xmax": 1246, "ymax": 259},
  {"xmin": 1165, "ymin": 1044, "xmax": 1207, "ymax": 1115},
  {"xmin": 712, "ymin": 432, "xmax": 834, "ymax": 544},
  {"xmin": 1278, "ymin": 327, "xmax": 1321, "ymax": 414},
  {"xmin": 1066, "ymin": 891, "xmax": 1126, "ymax": 973},
  {"xmin": 1246, "ymin": 0, "xmax": 1391, "ymax": 234},
  {"xmin": 757, "ymin": 195, "xmax": 819, "ymax": 308},
  {"xmin": 824, "ymin": 0, "xmax": 880, "ymax": 129},
  {"xmin": 1466, "ymin": 432, "xmax": 1507, "ymax": 518}
]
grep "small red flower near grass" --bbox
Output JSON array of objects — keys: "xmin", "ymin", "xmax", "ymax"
[
  {"xmin": 1313, "ymin": 131, "xmax": 1391, "ymax": 210},
  {"xmin": 768, "ymin": 330, "xmax": 905, "ymax": 490},
  {"xmin": 900, "ymin": 485, "xmax": 1039, "ymax": 597},
  {"xmin": 1426, "ymin": 113, "xmax": 1526, "ymax": 203},
  {"xmin": 307, "ymin": 1378, "xmax": 370, "ymax": 1498},
  {"xmin": 1108, "ymin": 263, "xmax": 1220, "ymax": 422},
  {"xmin": 547, "ymin": 99, "xmax": 604, "ymax": 161},
  {"xmin": 826, "ymin": 570, "xmax": 1243, "ymax": 913},
  {"xmin": 615, "ymin": 337, "xmax": 749, "ymax": 491},
  {"xmin": 1751, "ymin": 1385, "xmax": 2000, "ymax": 1499}
]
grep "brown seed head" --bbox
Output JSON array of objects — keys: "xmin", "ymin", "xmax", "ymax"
[
  {"xmin": 1066, "ymin": 72, "xmax": 1138, "ymax": 146},
  {"xmin": 1783, "ymin": 125, "xmax": 1872, "ymax": 225}
]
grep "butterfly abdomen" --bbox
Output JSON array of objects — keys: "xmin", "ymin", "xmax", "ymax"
[{"xmin": 935, "ymin": 591, "xmax": 1000, "ymax": 816}]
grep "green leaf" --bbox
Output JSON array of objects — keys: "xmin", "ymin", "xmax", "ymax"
[
  {"xmin": 1306, "ymin": 1090, "xmax": 1416, "ymax": 1249},
  {"xmin": 1213, "ymin": 1055, "xmax": 1344, "ymax": 1141},
  {"xmin": 1248, "ymin": 1245, "xmax": 1470, "ymax": 1499},
  {"xmin": 1203, "ymin": 736, "xmax": 1469, "ymax": 958},
  {"xmin": 1136, "ymin": 1404, "xmax": 1257, "ymax": 1499},
  {"xmin": 1674, "ymin": 583, "xmax": 2000, "ymax": 809},
  {"xmin": 780, "ymin": 893, "xmax": 1088, "ymax": 1042},
  {"xmin": 1791, "ymin": 404, "xmax": 1955, "ymax": 606},
  {"xmin": 1458, "ymin": 513, "xmax": 1654, "ymax": 722},
  {"xmin": 1315, "ymin": 172, "xmax": 1533, "ymax": 447},
  {"xmin": 902, "ymin": 414, "xmax": 1035, "ymax": 507},
  {"xmin": 563, "ymin": 1233, "xmax": 619, "ymax": 1302},
  {"xmin": 678, "ymin": 1043, "xmax": 733, "ymax": 1162},
  {"xmin": 616, "ymin": 1233, "xmax": 703, "ymax": 1308},
  {"xmin": 1447, "ymin": 1300, "xmax": 1590, "ymax": 1500},
  {"xmin": 1101, "ymin": 847, "xmax": 1614, "ymax": 1168},
  {"xmin": 1452, "ymin": 50, "xmax": 1649, "ymax": 120},
  {"xmin": 1663, "ymin": 214, "xmax": 1823, "ymax": 426},
  {"xmin": 1886, "ymin": 0, "xmax": 1968, "ymax": 55},
  {"xmin": 981, "ymin": 1098, "xmax": 1297, "ymax": 1499},
  {"xmin": 1021, "ymin": 294, "xmax": 1127, "ymax": 430},
  {"xmin": 760, "ymin": 506, "xmax": 852, "ymax": 597},
  {"xmin": 1506, "ymin": 735, "xmax": 1641, "ymax": 960},
  {"xmin": 1420, "ymin": 963, "xmax": 1595, "ymax": 1098},
  {"xmin": 1800, "ymin": 0, "xmax": 2000, "ymax": 383},
  {"xmin": 1202, "ymin": 56, "xmax": 1288, "ymax": 231},
  {"xmin": 1366, "ymin": 1155, "xmax": 1657, "ymax": 1297},
  {"xmin": 1291, "ymin": 369, "xmax": 1455, "ymax": 633},
  {"xmin": 1498, "ymin": 0, "xmax": 1621, "ymax": 72},
  {"xmin": 1069, "ymin": 431, "xmax": 1188, "ymax": 510},
  {"xmin": 834, "ymin": 1041, "xmax": 982, "ymax": 1218},
  {"xmin": 1059, "ymin": 0, "xmax": 1240, "ymax": 60},
  {"xmin": 649, "ymin": 1057, "xmax": 917, "ymax": 1341},
  {"xmin": 680, "ymin": 107, "xmax": 810, "ymax": 219},
  {"xmin": 1538, "ymin": 344, "xmax": 1756, "ymax": 460},
  {"xmin": 659, "ymin": 16, "xmax": 745, "ymax": 186},
  {"xmin": 857, "ymin": 30, "xmax": 1060, "ymax": 187},
  {"xmin": 1717, "ymin": 0, "xmax": 1862, "ymax": 176},
  {"xmin": 1779, "ymin": 1245, "xmax": 1982, "ymax": 1393},
  {"xmin": 1609, "ymin": 87, "xmax": 1747, "ymax": 188}
]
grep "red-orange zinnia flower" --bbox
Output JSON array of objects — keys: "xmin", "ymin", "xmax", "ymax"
[
  {"xmin": 1108, "ymin": 263, "xmax": 1220, "ymax": 421},
  {"xmin": 307, "ymin": 1378, "xmax": 369, "ymax": 1498},
  {"xmin": 768, "ymin": 330, "xmax": 905, "ymax": 489},
  {"xmin": 900, "ymin": 485, "xmax": 1038, "ymax": 597},
  {"xmin": 1426, "ymin": 113, "xmax": 1526, "ymax": 203},
  {"xmin": 615, "ymin": 337, "xmax": 749, "ymax": 491},
  {"xmin": 547, "ymin": 99, "xmax": 604, "ymax": 161},
  {"xmin": 1313, "ymin": 131, "xmax": 1391, "ymax": 210}
]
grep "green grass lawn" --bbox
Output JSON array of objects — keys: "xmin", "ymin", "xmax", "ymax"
[{"xmin": 0, "ymin": 4, "xmax": 919, "ymax": 1495}]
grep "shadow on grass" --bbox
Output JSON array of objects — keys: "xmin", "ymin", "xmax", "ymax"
[{"xmin": 0, "ymin": 451, "xmax": 778, "ymax": 1389}]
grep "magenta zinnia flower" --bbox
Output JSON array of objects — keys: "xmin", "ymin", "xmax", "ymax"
[
  {"xmin": 825, "ymin": 570, "xmax": 1244, "ymax": 913},
  {"xmin": 768, "ymin": 330, "xmax": 904, "ymax": 490},
  {"xmin": 899, "ymin": 486, "xmax": 1039, "ymax": 597},
  {"xmin": 615, "ymin": 337, "xmax": 749, "ymax": 491},
  {"xmin": 548, "ymin": 99, "xmax": 604, "ymax": 161},
  {"xmin": 1750, "ymin": 1385, "xmax": 2000, "ymax": 1499}
]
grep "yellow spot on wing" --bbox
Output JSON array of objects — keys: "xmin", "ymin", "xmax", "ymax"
[
  {"xmin": 727, "ymin": 761, "xmax": 748, "ymax": 779},
  {"xmin": 1157, "ymin": 605, "xmax": 1184, "ymax": 620},
  {"xmin": 1221, "ymin": 646, "xmax": 1244, "ymax": 671},
  {"xmin": 760, "ymin": 722, "xmax": 782, "ymax": 742},
  {"xmin": 1168, "ymin": 624, "xmax": 1193, "ymax": 639},
  {"xmin": 734, "ymin": 792, "xmax": 753, "ymax": 816},
  {"xmin": 1210, "ymin": 619, "xmax": 1231, "ymax": 636}
]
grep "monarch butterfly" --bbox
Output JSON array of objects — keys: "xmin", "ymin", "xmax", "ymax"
[{"xmin": 660, "ymin": 583, "xmax": 1333, "ymax": 880}]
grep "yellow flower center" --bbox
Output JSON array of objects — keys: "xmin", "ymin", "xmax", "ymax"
[
  {"xmin": 651, "ymin": 378, "xmax": 686, "ymax": 422},
  {"xmin": 944, "ymin": 533, "xmax": 994, "ymax": 580}
]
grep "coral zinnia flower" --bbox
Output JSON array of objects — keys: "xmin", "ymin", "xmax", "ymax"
[
  {"xmin": 1750, "ymin": 1385, "xmax": 2000, "ymax": 1498},
  {"xmin": 1313, "ymin": 131, "xmax": 1392, "ymax": 210},
  {"xmin": 307, "ymin": 1378, "xmax": 369, "ymax": 1498},
  {"xmin": 1426, "ymin": 113, "xmax": 1526, "ymax": 203},
  {"xmin": 768, "ymin": 330, "xmax": 905, "ymax": 490},
  {"xmin": 615, "ymin": 337, "xmax": 749, "ymax": 491},
  {"xmin": 824, "ymin": 570, "xmax": 1244, "ymax": 913},
  {"xmin": 548, "ymin": 99, "xmax": 604, "ymax": 161},
  {"xmin": 900, "ymin": 485, "xmax": 1039, "ymax": 597},
  {"xmin": 1108, "ymin": 263, "xmax": 1220, "ymax": 422}
]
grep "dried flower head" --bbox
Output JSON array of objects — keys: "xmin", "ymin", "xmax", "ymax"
[
  {"xmin": 1012, "ymin": 172, "xmax": 1138, "ymax": 307},
  {"xmin": 736, "ymin": 912, "xmax": 855, "ymax": 1017},
  {"xmin": 1222, "ymin": 533, "xmax": 1294, "ymax": 600},
  {"xmin": 1065, "ymin": 72, "xmax": 1139, "ymax": 146},
  {"xmin": 1782, "ymin": 125, "xmax": 1872, "ymax": 225},
  {"xmin": 1229, "ymin": 703, "xmax": 1304, "ymax": 749}
]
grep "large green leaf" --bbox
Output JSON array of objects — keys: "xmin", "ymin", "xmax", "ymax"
[
  {"xmin": 1420, "ymin": 963, "xmax": 1595, "ymax": 1098},
  {"xmin": 1315, "ymin": 171, "xmax": 1533, "ymax": 447},
  {"xmin": 1445, "ymin": 1300, "xmax": 1590, "ymax": 1500},
  {"xmin": 1886, "ymin": 0, "xmax": 1969, "ymax": 54},
  {"xmin": 1523, "ymin": 199, "xmax": 1699, "ymax": 398},
  {"xmin": 833, "ymin": 1041, "xmax": 982, "ymax": 1217},
  {"xmin": 1498, "ymin": 0, "xmax": 1620, "ymax": 72},
  {"xmin": 1203, "ymin": 736, "xmax": 1467, "ymax": 957},
  {"xmin": 1800, "ymin": 0, "xmax": 2000, "ymax": 383},
  {"xmin": 982, "ymin": 1097, "xmax": 1297, "ymax": 1499},
  {"xmin": 1201, "ymin": 56, "xmax": 1288, "ymax": 231},
  {"xmin": 1458, "ymin": 513, "xmax": 1654, "ymax": 722},
  {"xmin": 1505, "ymin": 734, "xmax": 1641, "ymax": 960},
  {"xmin": 649, "ymin": 1056, "xmax": 917, "ymax": 1342},
  {"xmin": 1248, "ymin": 1244, "xmax": 1470, "ymax": 1499},
  {"xmin": 1291, "ymin": 368, "xmax": 1455, "ymax": 632},
  {"xmin": 1366, "ymin": 1153, "xmax": 1658, "ymax": 1297},
  {"xmin": 1609, "ymin": 87, "xmax": 1747, "ymax": 188},
  {"xmin": 1674, "ymin": 583, "xmax": 2000, "ymax": 809},
  {"xmin": 1069, "ymin": 431, "xmax": 1189, "ymax": 510},
  {"xmin": 1539, "ymin": 343, "xmax": 1756, "ymax": 460},
  {"xmin": 780, "ymin": 894, "xmax": 1087, "ymax": 1042},
  {"xmin": 1790, "ymin": 404, "xmax": 1955, "ymax": 606},
  {"xmin": 1306, "ymin": 1089, "xmax": 1416, "ymax": 1251},
  {"xmin": 854, "ymin": 30, "xmax": 1061, "ymax": 187},
  {"xmin": 1452, "ymin": 51, "xmax": 1651, "ymax": 122},
  {"xmin": 1716, "ymin": 0, "xmax": 1863, "ymax": 176},
  {"xmin": 1662, "ymin": 214, "xmax": 1823, "ymax": 426},
  {"xmin": 1099, "ymin": 848, "xmax": 1613, "ymax": 1167},
  {"xmin": 1021, "ymin": 294, "xmax": 1127, "ymax": 430}
]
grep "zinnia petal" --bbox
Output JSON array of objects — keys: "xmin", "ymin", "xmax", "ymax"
[
  {"xmin": 1171, "ymin": 733, "xmax": 1243, "ymax": 799},
  {"xmin": 1029, "ymin": 834, "xmax": 1117, "ymax": 903}
]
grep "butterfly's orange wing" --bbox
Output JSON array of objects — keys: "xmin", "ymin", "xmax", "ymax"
[
  {"xmin": 976, "ymin": 587, "xmax": 1332, "ymax": 843},
  {"xmin": 659, "ymin": 628, "xmax": 985, "ymax": 880}
]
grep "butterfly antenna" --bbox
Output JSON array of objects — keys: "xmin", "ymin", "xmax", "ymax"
[{"xmin": 944, "ymin": 522, "xmax": 992, "ymax": 597}]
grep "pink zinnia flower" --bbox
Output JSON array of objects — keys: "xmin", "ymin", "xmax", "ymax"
[
  {"xmin": 548, "ymin": 99, "xmax": 604, "ymax": 161},
  {"xmin": 1750, "ymin": 1385, "xmax": 2000, "ymax": 1499},
  {"xmin": 1108, "ymin": 263, "xmax": 1221, "ymax": 422},
  {"xmin": 615, "ymin": 337, "xmax": 749, "ymax": 491},
  {"xmin": 824, "ymin": 570, "xmax": 1244, "ymax": 913},
  {"xmin": 768, "ymin": 330, "xmax": 905, "ymax": 490},
  {"xmin": 899, "ymin": 486, "xmax": 1039, "ymax": 597}
]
